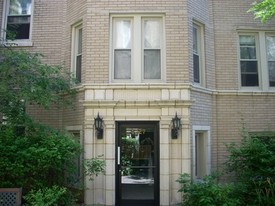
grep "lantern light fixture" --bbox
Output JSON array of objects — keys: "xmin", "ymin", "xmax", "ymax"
[
  {"xmin": 171, "ymin": 113, "xmax": 181, "ymax": 139},
  {"xmin": 94, "ymin": 113, "xmax": 103, "ymax": 139}
]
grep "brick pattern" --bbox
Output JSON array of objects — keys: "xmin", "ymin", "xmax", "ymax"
[{"xmin": 1, "ymin": 0, "xmax": 275, "ymax": 205}]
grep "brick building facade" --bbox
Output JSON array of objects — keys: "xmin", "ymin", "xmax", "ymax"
[{"xmin": 1, "ymin": 0, "xmax": 275, "ymax": 205}]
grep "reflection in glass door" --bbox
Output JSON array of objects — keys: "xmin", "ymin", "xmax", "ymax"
[{"xmin": 116, "ymin": 122, "xmax": 159, "ymax": 206}]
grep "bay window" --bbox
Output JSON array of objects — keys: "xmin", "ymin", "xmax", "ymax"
[{"xmin": 111, "ymin": 15, "xmax": 164, "ymax": 83}]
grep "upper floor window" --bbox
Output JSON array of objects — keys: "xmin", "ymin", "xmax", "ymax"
[
  {"xmin": 239, "ymin": 32, "xmax": 275, "ymax": 90},
  {"xmin": 111, "ymin": 15, "xmax": 164, "ymax": 83},
  {"xmin": 71, "ymin": 23, "xmax": 82, "ymax": 83},
  {"xmin": 239, "ymin": 35, "xmax": 259, "ymax": 87},
  {"xmin": 192, "ymin": 22, "xmax": 205, "ymax": 86},
  {"xmin": 4, "ymin": 0, "xmax": 32, "ymax": 41}
]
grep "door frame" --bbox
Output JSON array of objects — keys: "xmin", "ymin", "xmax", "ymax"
[{"xmin": 115, "ymin": 121, "xmax": 160, "ymax": 206}]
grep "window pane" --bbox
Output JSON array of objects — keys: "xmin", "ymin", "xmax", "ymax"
[
  {"xmin": 193, "ymin": 54, "xmax": 200, "ymax": 83},
  {"xmin": 76, "ymin": 55, "xmax": 82, "ymax": 83},
  {"xmin": 7, "ymin": 18, "xmax": 30, "ymax": 39},
  {"xmin": 241, "ymin": 74, "xmax": 259, "ymax": 86},
  {"xmin": 240, "ymin": 35, "xmax": 256, "ymax": 46},
  {"xmin": 240, "ymin": 61, "xmax": 259, "ymax": 86},
  {"xmin": 240, "ymin": 47, "xmax": 256, "ymax": 59},
  {"xmin": 78, "ymin": 28, "xmax": 82, "ymax": 55},
  {"xmin": 144, "ymin": 19, "xmax": 161, "ymax": 48},
  {"xmin": 240, "ymin": 61, "xmax": 258, "ymax": 73},
  {"xmin": 144, "ymin": 49, "xmax": 161, "ymax": 79},
  {"xmin": 114, "ymin": 20, "xmax": 131, "ymax": 49},
  {"xmin": 114, "ymin": 50, "xmax": 131, "ymax": 79},
  {"xmin": 266, "ymin": 36, "xmax": 275, "ymax": 61},
  {"xmin": 9, "ymin": 0, "xmax": 32, "ymax": 15},
  {"xmin": 193, "ymin": 26, "xmax": 198, "ymax": 53},
  {"xmin": 268, "ymin": 61, "xmax": 275, "ymax": 86}
]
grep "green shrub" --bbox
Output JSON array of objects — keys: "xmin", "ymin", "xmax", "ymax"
[
  {"xmin": 177, "ymin": 173, "xmax": 239, "ymax": 206},
  {"xmin": 84, "ymin": 155, "xmax": 106, "ymax": 181},
  {"xmin": 225, "ymin": 131, "xmax": 275, "ymax": 205},
  {"xmin": 0, "ymin": 122, "xmax": 81, "ymax": 192},
  {"xmin": 24, "ymin": 185, "xmax": 76, "ymax": 206}
]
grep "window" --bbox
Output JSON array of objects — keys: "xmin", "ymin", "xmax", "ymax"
[
  {"xmin": 4, "ymin": 0, "xmax": 33, "ymax": 41},
  {"xmin": 192, "ymin": 22, "xmax": 205, "ymax": 85},
  {"xmin": 239, "ymin": 35, "xmax": 259, "ymax": 86},
  {"xmin": 111, "ymin": 15, "xmax": 164, "ymax": 83},
  {"xmin": 72, "ymin": 24, "xmax": 82, "ymax": 83},
  {"xmin": 192, "ymin": 126, "xmax": 211, "ymax": 180},
  {"xmin": 239, "ymin": 32, "xmax": 275, "ymax": 89}
]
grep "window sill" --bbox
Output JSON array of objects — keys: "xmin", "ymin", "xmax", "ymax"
[{"xmin": 3, "ymin": 40, "xmax": 33, "ymax": 47}]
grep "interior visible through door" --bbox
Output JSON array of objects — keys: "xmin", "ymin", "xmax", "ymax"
[{"xmin": 116, "ymin": 122, "xmax": 159, "ymax": 206}]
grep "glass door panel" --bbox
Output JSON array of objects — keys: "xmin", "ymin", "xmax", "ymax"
[{"xmin": 116, "ymin": 122, "xmax": 159, "ymax": 206}]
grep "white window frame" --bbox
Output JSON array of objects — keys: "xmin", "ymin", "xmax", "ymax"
[
  {"xmin": 192, "ymin": 21, "xmax": 205, "ymax": 87},
  {"xmin": 192, "ymin": 126, "xmax": 211, "ymax": 180},
  {"xmin": 238, "ymin": 31, "xmax": 275, "ymax": 91},
  {"xmin": 71, "ymin": 22, "xmax": 83, "ymax": 83},
  {"xmin": 1, "ymin": 0, "xmax": 33, "ymax": 46},
  {"xmin": 110, "ymin": 14, "xmax": 165, "ymax": 83}
]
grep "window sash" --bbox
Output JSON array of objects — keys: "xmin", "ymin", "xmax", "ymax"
[
  {"xmin": 192, "ymin": 23, "xmax": 203, "ymax": 84},
  {"xmin": 143, "ymin": 18, "xmax": 162, "ymax": 80},
  {"xmin": 72, "ymin": 25, "xmax": 82, "ymax": 83},
  {"xmin": 6, "ymin": 0, "xmax": 32, "ymax": 40},
  {"xmin": 111, "ymin": 16, "xmax": 163, "ymax": 83},
  {"xmin": 239, "ymin": 35, "xmax": 259, "ymax": 87}
]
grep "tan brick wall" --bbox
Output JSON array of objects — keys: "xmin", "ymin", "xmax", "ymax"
[
  {"xmin": 31, "ymin": 0, "xmax": 66, "ymax": 64},
  {"xmin": 212, "ymin": 0, "xmax": 275, "ymax": 90},
  {"xmin": 190, "ymin": 90, "xmax": 212, "ymax": 126},
  {"xmin": 212, "ymin": 93, "xmax": 275, "ymax": 170},
  {"xmin": 210, "ymin": 0, "xmax": 275, "ymax": 172},
  {"xmin": 83, "ymin": 0, "xmax": 190, "ymax": 83},
  {"xmin": 62, "ymin": 91, "xmax": 85, "ymax": 126}
]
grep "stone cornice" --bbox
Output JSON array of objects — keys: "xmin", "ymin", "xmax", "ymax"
[{"xmin": 83, "ymin": 100, "xmax": 193, "ymax": 108}]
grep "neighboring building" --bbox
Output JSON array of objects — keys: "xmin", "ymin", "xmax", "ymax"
[{"xmin": 1, "ymin": 0, "xmax": 275, "ymax": 205}]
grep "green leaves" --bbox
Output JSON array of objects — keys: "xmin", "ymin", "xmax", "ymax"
[
  {"xmin": 177, "ymin": 173, "xmax": 238, "ymax": 206},
  {"xmin": 248, "ymin": 0, "xmax": 275, "ymax": 23},
  {"xmin": 24, "ymin": 186, "xmax": 69, "ymax": 206},
  {"xmin": 0, "ymin": 47, "xmax": 76, "ymax": 124},
  {"xmin": 84, "ymin": 155, "xmax": 106, "ymax": 181},
  {"xmin": 0, "ymin": 122, "xmax": 81, "ymax": 191}
]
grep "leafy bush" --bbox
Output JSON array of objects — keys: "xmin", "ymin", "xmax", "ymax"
[
  {"xmin": 177, "ymin": 173, "xmax": 239, "ymax": 206},
  {"xmin": 24, "ymin": 185, "xmax": 76, "ymax": 206},
  {"xmin": 84, "ymin": 155, "xmax": 106, "ymax": 181},
  {"xmin": 0, "ymin": 122, "xmax": 81, "ymax": 192},
  {"xmin": 225, "ymin": 131, "xmax": 275, "ymax": 205}
]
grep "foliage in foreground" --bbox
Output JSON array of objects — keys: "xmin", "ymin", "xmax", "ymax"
[
  {"xmin": 249, "ymin": 0, "xmax": 275, "ymax": 23},
  {"xmin": 0, "ymin": 122, "xmax": 81, "ymax": 191},
  {"xmin": 178, "ymin": 131, "xmax": 275, "ymax": 205},
  {"xmin": 24, "ymin": 185, "xmax": 73, "ymax": 206},
  {"xmin": 0, "ymin": 47, "xmax": 76, "ymax": 125},
  {"xmin": 0, "ymin": 45, "xmax": 106, "ymax": 205},
  {"xmin": 225, "ymin": 131, "xmax": 275, "ymax": 205},
  {"xmin": 177, "ymin": 173, "xmax": 238, "ymax": 206}
]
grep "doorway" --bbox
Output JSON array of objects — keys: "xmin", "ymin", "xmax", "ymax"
[{"xmin": 116, "ymin": 122, "xmax": 159, "ymax": 206}]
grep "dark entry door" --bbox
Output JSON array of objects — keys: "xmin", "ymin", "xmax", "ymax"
[{"xmin": 116, "ymin": 122, "xmax": 159, "ymax": 206}]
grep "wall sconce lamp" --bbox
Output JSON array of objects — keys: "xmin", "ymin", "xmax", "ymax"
[
  {"xmin": 171, "ymin": 113, "xmax": 181, "ymax": 139},
  {"xmin": 94, "ymin": 113, "xmax": 103, "ymax": 139}
]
